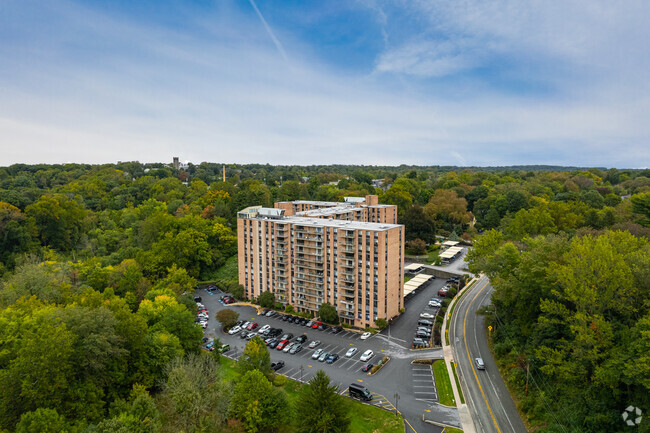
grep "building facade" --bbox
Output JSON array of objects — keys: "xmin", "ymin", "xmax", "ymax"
[{"xmin": 237, "ymin": 196, "xmax": 404, "ymax": 328}]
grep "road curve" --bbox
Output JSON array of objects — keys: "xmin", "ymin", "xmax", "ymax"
[{"xmin": 449, "ymin": 275, "xmax": 528, "ymax": 433}]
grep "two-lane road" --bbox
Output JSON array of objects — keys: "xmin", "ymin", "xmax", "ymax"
[{"xmin": 449, "ymin": 275, "xmax": 528, "ymax": 433}]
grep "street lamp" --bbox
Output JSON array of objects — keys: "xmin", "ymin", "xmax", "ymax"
[{"xmin": 394, "ymin": 392, "xmax": 400, "ymax": 417}]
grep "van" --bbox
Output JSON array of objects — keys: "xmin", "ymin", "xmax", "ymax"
[{"xmin": 348, "ymin": 383, "xmax": 373, "ymax": 401}]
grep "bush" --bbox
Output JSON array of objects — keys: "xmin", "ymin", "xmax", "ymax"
[
  {"xmin": 274, "ymin": 302, "xmax": 283, "ymax": 310},
  {"xmin": 273, "ymin": 374, "xmax": 288, "ymax": 387},
  {"xmin": 400, "ymin": 308, "xmax": 405, "ymax": 314},
  {"xmin": 374, "ymin": 318, "xmax": 388, "ymax": 330},
  {"xmin": 284, "ymin": 304, "xmax": 295, "ymax": 313},
  {"xmin": 364, "ymin": 326, "xmax": 378, "ymax": 334},
  {"xmin": 216, "ymin": 309, "xmax": 239, "ymax": 329}
]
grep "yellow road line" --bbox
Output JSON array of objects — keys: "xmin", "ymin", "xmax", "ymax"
[
  {"xmin": 463, "ymin": 278, "xmax": 501, "ymax": 432},
  {"xmin": 404, "ymin": 418, "xmax": 417, "ymax": 433}
]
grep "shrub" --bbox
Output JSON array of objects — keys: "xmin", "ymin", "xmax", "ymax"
[
  {"xmin": 273, "ymin": 374, "xmax": 287, "ymax": 387},
  {"xmin": 374, "ymin": 318, "xmax": 388, "ymax": 330},
  {"xmin": 274, "ymin": 302, "xmax": 283, "ymax": 310},
  {"xmin": 258, "ymin": 291, "xmax": 275, "ymax": 308},
  {"xmin": 284, "ymin": 304, "xmax": 295, "ymax": 314}
]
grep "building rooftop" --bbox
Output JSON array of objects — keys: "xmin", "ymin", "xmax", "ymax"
[
  {"xmin": 296, "ymin": 206, "xmax": 365, "ymax": 217},
  {"xmin": 252, "ymin": 213, "xmax": 401, "ymax": 231}
]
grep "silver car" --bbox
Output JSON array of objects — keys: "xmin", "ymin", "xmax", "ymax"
[
  {"xmin": 289, "ymin": 344, "xmax": 302, "ymax": 354},
  {"xmin": 345, "ymin": 347, "xmax": 358, "ymax": 357},
  {"xmin": 312, "ymin": 348, "xmax": 323, "ymax": 359}
]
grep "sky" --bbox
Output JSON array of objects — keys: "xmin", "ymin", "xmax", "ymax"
[{"xmin": 1, "ymin": 0, "xmax": 649, "ymax": 168}]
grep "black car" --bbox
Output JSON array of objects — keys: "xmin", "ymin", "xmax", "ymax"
[
  {"xmin": 271, "ymin": 361, "xmax": 285, "ymax": 371},
  {"xmin": 265, "ymin": 337, "xmax": 277, "ymax": 346},
  {"xmin": 240, "ymin": 331, "xmax": 249, "ymax": 339},
  {"xmin": 318, "ymin": 324, "xmax": 330, "ymax": 331},
  {"xmin": 361, "ymin": 363, "xmax": 373, "ymax": 372},
  {"xmin": 281, "ymin": 315, "xmax": 290, "ymax": 322},
  {"xmin": 269, "ymin": 328, "xmax": 282, "ymax": 337},
  {"xmin": 296, "ymin": 335, "xmax": 308, "ymax": 343},
  {"xmin": 268, "ymin": 339, "xmax": 280, "ymax": 349},
  {"xmin": 331, "ymin": 326, "xmax": 343, "ymax": 334},
  {"xmin": 280, "ymin": 333, "xmax": 294, "ymax": 341},
  {"xmin": 194, "ymin": 296, "xmax": 202, "ymax": 302},
  {"xmin": 260, "ymin": 309, "xmax": 270, "ymax": 316}
]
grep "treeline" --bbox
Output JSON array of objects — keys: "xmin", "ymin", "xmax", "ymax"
[
  {"xmin": 467, "ymin": 229, "xmax": 650, "ymax": 431},
  {"xmin": 1, "ymin": 162, "xmax": 650, "ymax": 432}
]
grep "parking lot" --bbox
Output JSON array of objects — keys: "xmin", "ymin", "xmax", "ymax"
[{"xmin": 198, "ymin": 279, "xmax": 463, "ymax": 432}]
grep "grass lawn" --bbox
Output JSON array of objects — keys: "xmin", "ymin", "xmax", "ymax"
[
  {"xmin": 451, "ymin": 362, "xmax": 465, "ymax": 404},
  {"xmin": 432, "ymin": 360, "xmax": 456, "ymax": 407},
  {"xmin": 218, "ymin": 354, "xmax": 404, "ymax": 432},
  {"xmin": 442, "ymin": 428, "xmax": 463, "ymax": 433},
  {"xmin": 404, "ymin": 275, "xmax": 412, "ymax": 283}
]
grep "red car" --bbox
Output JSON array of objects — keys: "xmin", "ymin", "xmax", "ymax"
[
  {"xmin": 247, "ymin": 322, "xmax": 258, "ymax": 330},
  {"xmin": 311, "ymin": 322, "xmax": 323, "ymax": 329},
  {"xmin": 276, "ymin": 339, "xmax": 290, "ymax": 350},
  {"xmin": 438, "ymin": 288, "xmax": 449, "ymax": 297}
]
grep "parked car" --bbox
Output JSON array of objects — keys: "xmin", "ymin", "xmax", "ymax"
[
  {"xmin": 418, "ymin": 319, "xmax": 433, "ymax": 326},
  {"xmin": 283, "ymin": 342, "xmax": 295, "ymax": 353},
  {"xmin": 216, "ymin": 343, "xmax": 230, "ymax": 353},
  {"xmin": 331, "ymin": 326, "xmax": 343, "ymax": 334},
  {"xmin": 247, "ymin": 322, "xmax": 258, "ymax": 330},
  {"xmin": 413, "ymin": 338, "xmax": 428, "ymax": 346},
  {"xmin": 438, "ymin": 288, "xmax": 449, "ymax": 297},
  {"xmin": 246, "ymin": 332, "xmax": 256, "ymax": 340},
  {"xmin": 361, "ymin": 363, "xmax": 373, "ymax": 372},
  {"xmin": 296, "ymin": 335, "xmax": 308, "ymax": 343},
  {"xmin": 309, "ymin": 340, "xmax": 321, "ymax": 349},
  {"xmin": 260, "ymin": 309, "xmax": 270, "ymax": 316},
  {"xmin": 360, "ymin": 350, "xmax": 374, "ymax": 362},
  {"xmin": 306, "ymin": 320, "xmax": 314, "ymax": 327},
  {"xmin": 318, "ymin": 324, "xmax": 330, "ymax": 331},
  {"xmin": 420, "ymin": 312, "xmax": 435, "ymax": 319},
  {"xmin": 318, "ymin": 351, "xmax": 330, "ymax": 362},
  {"xmin": 326, "ymin": 353, "xmax": 340, "ymax": 364},
  {"xmin": 312, "ymin": 348, "xmax": 324, "ymax": 359},
  {"xmin": 194, "ymin": 296, "xmax": 202, "ymax": 302},
  {"xmin": 239, "ymin": 331, "xmax": 249, "ymax": 339},
  {"xmin": 345, "ymin": 347, "xmax": 358, "ymax": 357},
  {"xmin": 276, "ymin": 340, "xmax": 290, "ymax": 350},
  {"xmin": 269, "ymin": 328, "xmax": 282, "ymax": 337},
  {"xmin": 259, "ymin": 324, "xmax": 271, "ymax": 334},
  {"xmin": 265, "ymin": 337, "xmax": 277, "ymax": 346},
  {"xmin": 268, "ymin": 339, "xmax": 280, "ymax": 349},
  {"xmin": 271, "ymin": 361, "xmax": 285, "ymax": 371},
  {"xmin": 360, "ymin": 332, "xmax": 372, "ymax": 340},
  {"xmin": 281, "ymin": 315, "xmax": 290, "ymax": 321},
  {"xmin": 311, "ymin": 322, "xmax": 323, "ymax": 329},
  {"xmin": 280, "ymin": 333, "xmax": 294, "ymax": 341},
  {"xmin": 266, "ymin": 310, "xmax": 277, "ymax": 317},
  {"xmin": 289, "ymin": 344, "xmax": 303, "ymax": 354},
  {"xmin": 228, "ymin": 325, "xmax": 242, "ymax": 335},
  {"xmin": 200, "ymin": 322, "xmax": 207, "ymax": 329}
]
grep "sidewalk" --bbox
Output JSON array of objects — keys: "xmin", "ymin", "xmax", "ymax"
[{"xmin": 441, "ymin": 277, "xmax": 478, "ymax": 433}]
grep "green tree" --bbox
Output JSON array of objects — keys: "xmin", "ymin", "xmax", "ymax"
[
  {"xmin": 158, "ymin": 354, "xmax": 229, "ymax": 432},
  {"xmin": 258, "ymin": 291, "xmax": 275, "ymax": 308},
  {"xmin": 216, "ymin": 308, "xmax": 239, "ymax": 330},
  {"xmin": 238, "ymin": 336, "xmax": 272, "ymax": 377},
  {"xmin": 25, "ymin": 193, "xmax": 88, "ymax": 251},
  {"xmin": 318, "ymin": 302, "xmax": 339, "ymax": 325},
  {"xmin": 406, "ymin": 238, "xmax": 427, "ymax": 255},
  {"xmin": 228, "ymin": 370, "xmax": 289, "ymax": 433},
  {"xmin": 296, "ymin": 370, "xmax": 350, "ymax": 433},
  {"xmin": 16, "ymin": 408, "xmax": 69, "ymax": 433}
]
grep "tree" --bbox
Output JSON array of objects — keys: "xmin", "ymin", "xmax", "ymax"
[
  {"xmin": 258, "ymin": 291, "xmax": 275, "ymax": 308},
  {"xmin": 296, "ymin": 370, "xmax": 350, "ymax": 433},
  {"xmin": 374, "ymin": 318, "xmax": 388, "ymax": 330},
  {"xmin": 406, "ymin": 238, "xmax": 427, "ymax": 255},
  {"xmin": 228, "ymin": 370, "xmax": 289, "ymax": 433},
  {"xmin": 0, "ymin": 202, "xmax": 35, "ymax": 269},
  {"xmin": 16, "ymin": 408, "xmax": 69, "ymax": 433},
  {"xmin": 25, "ymin": 194, "xmax": 88, "ymax": 251},
  {"xmin": 400, "ymin": 205, "xmax": 436, "ymax": 243},
  {"xmin": 424, "ymin": 189, "xmax": 471, "ymax": 230},
  {"xmin": 216, "ymin": 308, "xmax": 239, "ymax": 329},
  {"xmin": 238, "ymin": 336, "xmax": 272, "ymax": 378},
  {"xmin": 158, "ymin": 354, "xmax": 229, "ymax": 432},
  {"xmin": 318, "ymin": 302, "xmax": 339, "ymax": 325}
]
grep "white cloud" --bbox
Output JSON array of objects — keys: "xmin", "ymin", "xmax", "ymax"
[{"xmin": 0, "ymin": 0, "xmax": 648, "ymax": 167}]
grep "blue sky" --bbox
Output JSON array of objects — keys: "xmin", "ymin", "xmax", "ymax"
[{"xmin": 1, "ymin": 0, "xmax": 648, "ymax": 167}]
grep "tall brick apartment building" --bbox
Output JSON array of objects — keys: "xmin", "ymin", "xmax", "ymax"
[{"xmin": 237, "ymin": 195, "xmax": 404, "ymax": 328}]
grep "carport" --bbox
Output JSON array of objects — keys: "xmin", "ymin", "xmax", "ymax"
[{"xmin": 403, "ymin": 274, "xmax": 434, "ymax": 298}]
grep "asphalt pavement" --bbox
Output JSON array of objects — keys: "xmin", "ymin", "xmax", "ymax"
[
  {"xmin": 199, "ymin": 285, "xmax": 463, "ymax": 433},
  {"xmin": 448, "ymin": 276, "xmax": 528, "ymax": 433}
]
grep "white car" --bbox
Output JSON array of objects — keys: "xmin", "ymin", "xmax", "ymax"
[
  {"xmin": 241, "ymin": 321, "xmax": 250, "ymax": 329},
  {"xmin": 259, "ymin": 324, "xmax": 271, "ymax": 333},
  {"xmin": 345, "ymin": 347, "xmax": 358, "ymax": 357},
  {"xmin": 360, "ymin": 350, "xmax": 374, "ymax": 362},
  {"xmin": 200, "ymin": 322, "xmax": 208, "ymax": 329},
  {"xmin": 283, "ymin": 342, "xmax": 295, "ymax": 353},
  {"xmin": 420, "ymin": 312, "xmax": 435, "ymax": 319},
  {"xmin": 360, "ymin": 332, "xmax": 372, "ymax": 340},
  {"xmin": 228, "ymin": 325, "xmax": 242, "ymax": 335},
  {"xmin": 309, "ymin": 340, "xmax": 321, "ymax": 349},
  {"xmin": 312, "ymin": 348, "xmax": 324, "ymax": 359}
]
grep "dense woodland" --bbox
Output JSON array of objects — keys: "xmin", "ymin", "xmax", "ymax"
[{"xmin": 0, "ymin": 162, "xmax": 649, "ymax": 432}]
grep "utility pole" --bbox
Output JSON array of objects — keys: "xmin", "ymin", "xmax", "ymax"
[{"xmin": 394, "ymin": 392, "xmax": 400, "ymax": 417}]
